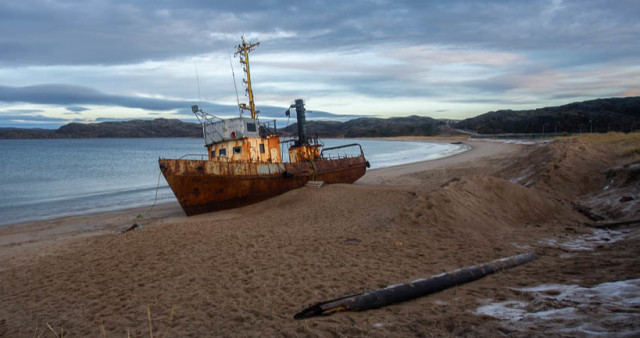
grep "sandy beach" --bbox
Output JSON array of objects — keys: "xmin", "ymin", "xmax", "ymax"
[{"xmin": 1, "ymin": 134, "xmax": 639, "ymax": 337}]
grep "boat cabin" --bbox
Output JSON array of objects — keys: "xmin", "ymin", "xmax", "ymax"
[{"xmin": 203, "ymin": 117, "xmax": 281, "ymax": 163}]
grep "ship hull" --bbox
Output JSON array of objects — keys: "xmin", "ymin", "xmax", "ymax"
[{"xmin": 159, "ymin": 156, "xmax": 367, "ymax": 215}]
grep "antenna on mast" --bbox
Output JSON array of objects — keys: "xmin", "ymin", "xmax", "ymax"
[{"xmin": 234, "ymin": 36, "xmax": 260, "ymax": 119}]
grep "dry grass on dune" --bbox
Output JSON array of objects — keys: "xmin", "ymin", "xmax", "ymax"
[
  {"xmin": 499, "ymin": 133, "xmax": 640, "ymax": 199},
  {"xmin": 565, "ymin": 132, "xmax": 640, "ymax": 221},
  {"xmin": 495, "ymin": 132, "xmax": 640, "ymax": 222},
  {"xmin": 575, "ymin": 131, "xmax": 640, "ymax": 149},
  {"xmin": 574, "ymin": 131, "xmax": 640, "ymax": 160}
]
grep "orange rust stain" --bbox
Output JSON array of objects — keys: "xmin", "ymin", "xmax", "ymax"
[
  {"xmin": 289, "ymin": 145, "xmax": 321, "ymax": 163},
  {"xmin": 158, "ymin": 156, "xmax": 366, "ymax": 215},
  {"xmin": 207, "ymin": 136, "xmax": 282, "ymax": 163}
]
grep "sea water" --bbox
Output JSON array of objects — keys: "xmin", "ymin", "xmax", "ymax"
[{"xmin": 0, "ymin": 138, "xmax": 467, "ymax": 226}]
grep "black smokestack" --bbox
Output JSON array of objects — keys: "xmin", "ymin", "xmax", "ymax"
[{"xmin": 294, "ymin": 99, "xmax": 307, "ymax": 146}]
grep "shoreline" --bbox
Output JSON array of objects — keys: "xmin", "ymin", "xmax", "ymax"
[
  {"xmin": 357, "ymin": 138, "xmax": 522, "ymax": 185},
  {"xmin": 0, "ymin": 137, "xmax": 472, "ymax": 230},
  {"xmin": 0, "ymin": 139, "xmax": 516, "ymax": 257}
]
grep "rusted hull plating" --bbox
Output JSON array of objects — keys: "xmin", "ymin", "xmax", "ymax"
[{"xmin": 159, "ymin": 156, "xmax": 367, "ymax": 215}]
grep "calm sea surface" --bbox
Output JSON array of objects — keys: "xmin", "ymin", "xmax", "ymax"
[{"xmin": 0, "ymin": 138, "xmax": 467, "ymax": 226}]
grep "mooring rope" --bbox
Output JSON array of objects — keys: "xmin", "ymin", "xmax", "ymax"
[{"xmin": 143, "ymin": 171, "xmax": 163, "ymax": 216}]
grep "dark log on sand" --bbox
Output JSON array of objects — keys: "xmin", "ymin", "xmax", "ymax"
[{"xmin": 294, "ymin": 252, "xmax": 537, "ymax": 319}]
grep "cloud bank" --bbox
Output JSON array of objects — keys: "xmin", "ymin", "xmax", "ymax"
[{"xmin": 0, "ymin": 0, "xmax": 638, "ymax": 128}]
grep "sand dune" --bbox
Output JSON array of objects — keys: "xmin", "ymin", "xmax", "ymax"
[{"xmin": 1, "ymin": 134, "xmax": 638, "ymax": 337}]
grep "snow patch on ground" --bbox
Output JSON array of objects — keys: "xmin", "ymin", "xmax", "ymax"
[
  {"xmin": 538, "ymin": 228, "xmax": 627, "ymax": 251},
  {"xmin": 518, "ymin": 281, "xmax": 640, "ymax": 308},
  {"xmin": 476, "ymin": 279, "xmax": 640, "ymax": 336},
  {"xmin": 509, "ymin": 168, "xmax": 533, "ymax": 184},
  {"xmin": 511, "ymin": 242, "xmax": 532, "ymax": 250},
  {"xmin": 476, "ymin": 300, "xmax": 529, "ymax": 320}
]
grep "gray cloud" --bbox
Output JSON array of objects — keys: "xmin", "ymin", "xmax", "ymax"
[
  {"xmin": 0, "ymin": 0, "xmax": 638, "ymax": 128},
  {"xmin": 0, "ymin": 84, "xmax": 360, "ymax": 125},
  {"xmin": 172, "ymin": 101, "xmax": 364, "ymax": 122},
  {"xmin": 1, "ymin": 1, "xmax": 638, "ymax": 67},
  {"xmin": 0, "ymin": 114, "xmax": 66, "ymax": 122},
  {"xmin": 0, "ymin": 84, "xmax": 209, "ymax": 111},
  {"xmin": 1, "ymin": 108, "xmax": 45, "ymax": 114},
  {"xmin": 66, "ymin": 106, "xmax": 89, "ymax": 113},
  {"xmin": 95, "ymin": 117, "xmax": 138, "ymax": 122},
  {"xmin": 0, "ymin": 113, "xmax": 69, "ymax": 128}
]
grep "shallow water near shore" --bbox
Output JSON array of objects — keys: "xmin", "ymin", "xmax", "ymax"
[{"xmin": 0, "ymin": 138, "xmax": 467, "ymax": 226}]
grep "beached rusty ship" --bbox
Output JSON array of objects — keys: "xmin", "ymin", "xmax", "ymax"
[{"xmin": 159, "ymin": 38, "xmax": 369, "ymax": 215}]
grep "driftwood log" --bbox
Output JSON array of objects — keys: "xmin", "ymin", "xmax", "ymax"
[{"xmin": 294, "ymin": 252, "xmax": 538, "ymax": 319}]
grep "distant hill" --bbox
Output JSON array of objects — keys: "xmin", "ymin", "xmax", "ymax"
[
  {"xmin": 0, "ymin": 118, "xmax": 202, "ymax": 139},
  {"xmin": 0, "ymin": 115, "xmax": 455, "ymax": 139},
  {"xmin": 0, "ymin": 127, "xmax": 58, "ymax": 139},
  {"xmin": 2, "ymin": 97, "xmax": 639, "ymax": 139},
  {"xmin": 56, "ymin": 118, "xmax": 201, "ymax": 138},
  {"xmin": 454, "ymin": 97, "xmax": 640, "ymax": 134},
  {"xmin": 283, "ymin": 115, "xmax": 454, "ymax": 138}
]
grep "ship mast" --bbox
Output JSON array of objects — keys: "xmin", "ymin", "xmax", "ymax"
[{"xmin": 234, "ymin": 36, "xmax": 260, "ymax": 119}]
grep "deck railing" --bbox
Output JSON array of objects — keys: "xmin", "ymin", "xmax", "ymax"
[
  {"xmin": 320, "ymin": 143, "xmax": 364, "ymax": 160},
  {"xmin": 178, "ymin": 154, "xmax": 208, "ymax": 160}
]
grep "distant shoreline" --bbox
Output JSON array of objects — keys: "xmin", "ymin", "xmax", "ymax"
[{"xmin": 2, "ymin": 96, "xmax": 639, "ymax": 140}]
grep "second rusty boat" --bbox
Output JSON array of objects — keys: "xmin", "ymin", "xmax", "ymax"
[{"xmin": 159, "ymin": 37, "xmax": 369, "ymax": 216}]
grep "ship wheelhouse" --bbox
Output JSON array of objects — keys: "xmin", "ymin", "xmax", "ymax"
[{"xmin": 202, "ymin": 116, "xmax": 281, "ymax": 163}]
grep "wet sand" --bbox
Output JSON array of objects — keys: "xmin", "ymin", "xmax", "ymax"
[{"xmin": 1, "ymin": 136, "xmax": 639, "ymax": 337}]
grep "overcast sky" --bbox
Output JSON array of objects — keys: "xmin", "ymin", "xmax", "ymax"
[{"xmin": 1, "ymin": 0, "xmax": 639, "ymax": 128}]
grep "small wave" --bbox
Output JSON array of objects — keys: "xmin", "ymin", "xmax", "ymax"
[
  {"xmin": 368, "ymin": 142, "xmax": 469, "ymax": 169},
  {"xmin": 4, "ymin": 185, "xmax": 171, "ymax": 209},
  {"xmin": 0, "ymin": 186, "xmax": 174, "ymax": 226}
]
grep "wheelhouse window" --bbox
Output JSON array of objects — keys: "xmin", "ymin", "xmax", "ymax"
[
  {"xmin": 233, "ymin": 146, "xmax": 242, "ymax": 154},
  {"xmin": 219, "ymin": 148, "xmax": 227, "ymax": 156},
  {"xmin": 246, "ymin": 123, "xmax": 257, "ymax": 132},
  {"xmin": 259, "ymin": 144, "xmax": 265, "ymax": 153}
]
